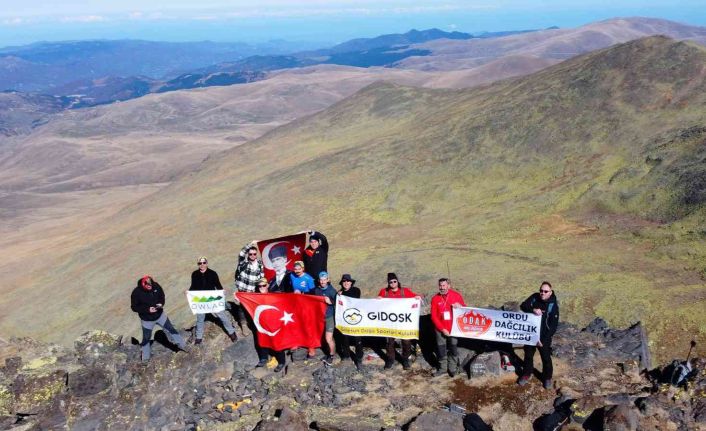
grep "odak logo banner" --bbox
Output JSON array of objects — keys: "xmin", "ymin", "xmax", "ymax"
[
  {"xmin": 186, "ymin": 290, "xmax": 226, "ymax": 314},
  {"xmin": 450, "ymin": 307, "xmax": 541, "ymax": 346},
  {"xmin": 335, "ymin": 296, "xmax": 420, "ymax": 339}
]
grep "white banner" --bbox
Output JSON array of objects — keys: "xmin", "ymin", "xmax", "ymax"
[
  {"xmin": 450, "ymin": 307, "xmax": 541, "ymax": 346},
  {"xmin": 335, "ymin": 296, "xmax": 420, "ymax": 339},
  {"xmin": 186, "ymin": 290, "xmax": 226, "ymax": 315}
]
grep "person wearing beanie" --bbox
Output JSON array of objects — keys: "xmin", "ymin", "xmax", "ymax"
[
  {"xmin": 189, "ymin": 257, "xmax": 238, "ymax": 345},
  {"xmin": 338, "ymin": 273, "xmax": 364, "ymax": 369},
  {"xmin": 303, "ymin": 230, "xmax": 328, "ymax": 280},
  {"xmin": 430, "ymin": 278, "xmax": 466, "ymax": 377},
  {"xmin": 377, "ymin": 273, "xmax": 421, "ymax": 370},
  {"xmin": 313, "ymin": 271, "xmax": 337, "ymax": 365},
  {"xmin": 130, "ymin": 275, "xmax": 188, "ymax": 361}
]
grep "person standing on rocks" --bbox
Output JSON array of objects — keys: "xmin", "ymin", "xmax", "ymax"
[
  {"xmin": 337, "ymin": 273, "xmax": 364, "ymax": 369},
  {"xmin": 377, "ymin": 273, "xmax": 421, "ymax": 370},
  {"xmin": 430, "ymin": 278, "xmax": 466, "ymax": 377},
  {"xmin": 253, "ymin": 277, "xmax": 287, "ymax": 372},
  {"xmin": 314, "ymin": 271, "xmax": 337, "ymax": 365},
  {"xmin": 131, "ymin": 275, "xmax": 188, "ymax": 361},
  {"xmin": 518, "ymin": 281, "xmax": 559, "ymax": 389},
  {"xmin": 234, "ymin": 241, "xmax": 265, "ymax": 335},
  {"xmin": 303, "ymin": 230, "xmax": 328, "ymax": 280},
  {"xmin": 190, "ymin": 257, "xmax": 238, "ymax": 345}
]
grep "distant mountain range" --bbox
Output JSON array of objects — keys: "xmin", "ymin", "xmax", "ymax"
[{"xmin": 0, "ymin": 28, "xmax": 541, "ymax": 114}]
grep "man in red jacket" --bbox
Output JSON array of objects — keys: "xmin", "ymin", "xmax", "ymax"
[
  {"xmin": 377, "ymin": 272, "xmax": 421, "ymax": 370},
  {"xmin": 430, "ymin": 278, "xmax": 466, "ymax": 376}
]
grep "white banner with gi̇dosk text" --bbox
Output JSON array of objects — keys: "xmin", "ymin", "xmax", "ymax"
[
  {"xmin": 335, "ymin": 296, "xmax": 420, "ymax": 339},
  {"xmin": 450, "ymin": 306, "xmax": 542, "ymax": 346},
  {"xmin": 186, "ymin": 290, "xmax": 226, "ymax": 315}
]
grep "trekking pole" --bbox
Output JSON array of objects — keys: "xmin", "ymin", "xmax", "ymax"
[{"xmin": 686, "ymin": 340, "xmax": 696, "ymax": 362}]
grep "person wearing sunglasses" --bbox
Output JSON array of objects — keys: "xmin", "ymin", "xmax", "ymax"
[
  {"xmin": 234, "ymin": 241, "xmax": 265, "ymax": 335},
  {"xmin": 190, "ymin": 257, "xmax": 237, "ymax": 345},
  {"xmin": 377, "ymin": 272, "xmax": 421, "ymax": 370},
  {"xmin": 131, "ymin": 275, "xmax": 188, "ymax": 361},
  {"xmin": 518, "ymin": 281, "xmax": 559, "ymax": 389}
]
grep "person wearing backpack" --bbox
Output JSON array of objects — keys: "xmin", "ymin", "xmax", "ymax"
[
  {"xmin": 518, "ymin": 281, "xmax": 559, "ymax": 389},
  {"xmin": 377, "ymin": 273, "xmax": 421, "ymax": 370}
]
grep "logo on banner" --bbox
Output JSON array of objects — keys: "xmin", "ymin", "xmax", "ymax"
[
  {"xmin": 342, "ymin": 308, "xmax": 362, "ymax": 325},
  {"xmin": 456, "ymin": 309, "xmax": 493, "ymax": 336}
]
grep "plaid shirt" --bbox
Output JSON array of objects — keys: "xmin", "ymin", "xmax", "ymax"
[{"xmin": 234, "ymin": 244, "xmax": 265, "ymax": 292}]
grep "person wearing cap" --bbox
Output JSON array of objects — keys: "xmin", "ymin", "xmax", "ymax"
[
  {"xmin": 518, "ymin": 281, "xmax": 559, "ymax": 389},
  {"xmin": 291, "ymin": 261, "xmax": 315, "ymax": 294},
  {"xmin": 377, "ymin": 273, "xmax": 421, "ymax": 370},
  {"xmin": 303, "ymin": 230, "xmax": 328, "ymax": 280},
  {"xmin": 253, "ymin": 277, "xmax": 286, "ymax": 372},
  {"xmin": 430, "ymin": 278, "xmax": 466, "ymax": 377},
  {"xmin": 189, "ymin": 257, "xmax": 237, "ymax": 345},
  {"xmin": 313, "ymin": 271, "xmax": 337, "ymax": 365},
  {"xmin": 131, "ymin": 275, "xmax": 188, "ymax": 361},
  {"xmin": 338, "ymin": 274, "xmax": 364, "ymax": 368},
  {"xmin": 234, "ymin": 241, "xmax": 265, "ymax": 334}
]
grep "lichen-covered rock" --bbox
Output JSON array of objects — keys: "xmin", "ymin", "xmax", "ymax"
[
  {"xmin": 0, "ymin": 383, "xmax": 13, "ymax": 416},
  {"xmin": 13, "ymin": 370, "xmax": 67, "ymax": 413},
  {"xmin": 74, "ymin": 330, "xmax": 122, "ymax": 359},
  {"xmin": 469, "ymin": 352, "xmax": 501, "ymax": 378},
  {"xmin": 256, "ymin": 407, "xmax": 308, "ymax": 431}
]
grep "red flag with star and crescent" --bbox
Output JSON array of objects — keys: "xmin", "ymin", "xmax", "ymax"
[
  {"xmin": 256, "ymin": 233, "xmax": 307, "ymax": 281},
  {"xmin": 236, "ymin": 292, "xmax": 327, "ymax": 350}
]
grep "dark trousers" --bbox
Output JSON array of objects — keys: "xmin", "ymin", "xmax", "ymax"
[
  {"xmin": 386, "ymin": 338, "xmax": 412, "ymax": 362},
  {"xmin": 233, "ymin": 303, "xmax": 248, "ymax": 327},
  {"xmin": 340, "ymin": 333, "xmax": 363, "ymax": 362},
  {"xmin": 255, "ymin": 343, "xmax": 286, "ymax": 365},
  {"xmin": 523, "ymin": 340, "xmax": 553, "ymax": 380},
  {"xmin": 435, "ymin": 330, "xmax": 459, "ymax": 372}
]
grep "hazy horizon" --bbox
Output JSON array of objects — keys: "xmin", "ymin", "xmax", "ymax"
[{"xmin": 1, "ymin": 0, "xmax": 705, "ymax": 48}]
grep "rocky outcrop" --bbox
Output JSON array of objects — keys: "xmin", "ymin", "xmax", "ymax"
[{"xmin": 0, "ymin": 318, "xmax": 703, "ymax": 430}]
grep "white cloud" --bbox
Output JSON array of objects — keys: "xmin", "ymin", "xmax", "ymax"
[
  {"xmin": 2, "ymin": 17, "xmax": 24, "ymax": 25},
  {"xmin": 60, "ymin": 15, "xmax": 107, "ymax": 23}
]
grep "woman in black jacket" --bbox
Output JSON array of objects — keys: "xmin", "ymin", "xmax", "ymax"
[{"xmin": 518, "ymin": 281, "xmax": 559, "ymax": 389}]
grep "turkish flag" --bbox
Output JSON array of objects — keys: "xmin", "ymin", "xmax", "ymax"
[
  {"xmin": 257, "ymin": 233, "xmax": 307, "ymax": 281},
  {"xmin": 236, "ymin": 292, "xmax": 327, "ymax": 351}
]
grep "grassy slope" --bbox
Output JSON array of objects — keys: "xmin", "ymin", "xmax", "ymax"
[{"xmin": 2, "ymin": 36, "xmax": 705, "ymax": 361}]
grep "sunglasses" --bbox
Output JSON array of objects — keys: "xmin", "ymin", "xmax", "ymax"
[
  {"xmin": 198, "ymin": 261, "xmax": 207, "ymax": 265},
  {"xmin": 389, "ymin": 280, "xmax": 398, "ymax": 284},
  {"xmin": 540, "ymin": 290, "xmax": 551, "ymax": 293},
  {"xmin": 248, "ymin": 253, "xmax": 258, "ymax": 256},
  {"xmin": 257, "ymin": 284, "xmax": 268, "ymax": 288}
]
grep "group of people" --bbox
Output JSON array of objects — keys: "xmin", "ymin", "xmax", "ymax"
[{"xmin": 130, "ymin": 230, "xmax": 559, "ymax": 388}]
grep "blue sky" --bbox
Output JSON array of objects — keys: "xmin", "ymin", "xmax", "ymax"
[{"xmin": 1, "ymin": 0, "xmax": 704, "ymax": 47}]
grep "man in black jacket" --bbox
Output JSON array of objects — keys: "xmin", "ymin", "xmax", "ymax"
[
  {"xmin": 303, "ymin": 230, "xmax": 328, "ymax": 280},
  {"xmin": 131, "ymin": 275, "xmax": 187, "ymax": 361},
  {"xmin": 337, "ymin": 274, "xmax": 364, "ymax": 369},
  {"xmin": 518, "ymin": 281, "xmax": 559, "ymax": 389},
  {"xmin": 190, "ymin": 257, "xmax": 237, "ymax": 344}
]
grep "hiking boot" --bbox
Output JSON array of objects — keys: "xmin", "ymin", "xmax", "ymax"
[
  {"xmin": 256, "ymin": 358, "xmax": 267, "ymax": 368},
  {"xmin": 355, "ymin": 360, "xmax": 363, "ymax": 371},
  {"xmin": 228, "ymin": 332, "xmax": 238, "ymax": 342},
  {"xmin": 194, "ymin": 338, "xmax": 203, "ymax": 345},
  {"xmin": 322, "ymin": 355, "xmax": 334, "ymax": 366},
  {"xmin": 543, "ymin": 379, "xmax": 553, "ymax": 390},
  {"xmin": 240, "ymin": 326, "xmax": 251, "ymax": 337},
  {"xmin": 384, "ymin": 360, "xmax": 394, "ymax": 370},
  {"xmin": 402, "ymin": 360, "xmax": 411, "ymax": 370},
  {"xmin": 517, "ymin": 375, "xmax": 531, "ymax": 386},
  {"xmin": 274, "ymin": 363, "xmax": 285, "ymax": 372}
]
